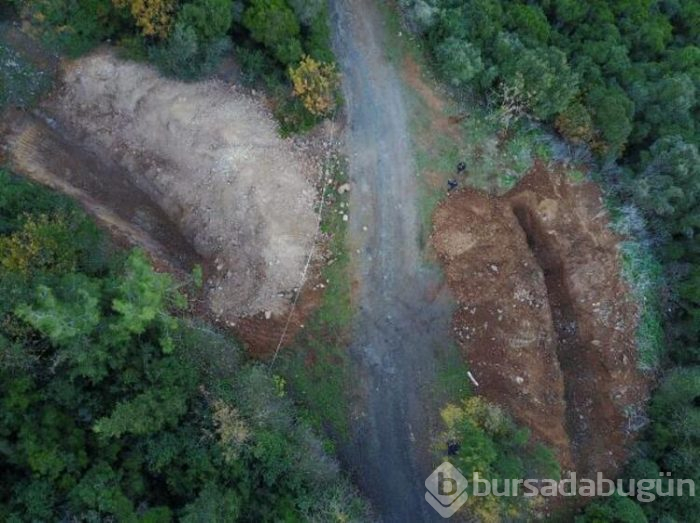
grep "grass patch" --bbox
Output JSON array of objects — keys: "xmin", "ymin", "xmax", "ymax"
[
  {"xmin": 566, "ymin": 169, "xmax": 586, "ymax": 184},
  {"xmin": 618, "ymin": 240, "xmax": 665, "ymax": 370},
  {"xmin": 277, "ymin": 154, "xmax": 353, "ymax": 439},
  {"xmin": 606, "ymin": 198, "xmax": 665, "ymax": 369},
  {"xmin": 375, "ymin": 0, "xmax": 422, "ymax": 65},
  {"xmin": 434, "ymin": 341, "xmax": 472, "ymax": 401}
]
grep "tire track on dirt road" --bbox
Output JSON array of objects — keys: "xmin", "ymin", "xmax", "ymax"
[{"xmin": 331, "ymin": 1, "xmax": 455, "ymax": 520}]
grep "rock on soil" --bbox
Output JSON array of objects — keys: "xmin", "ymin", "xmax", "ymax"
[
  {"xmin": 50, "ymin": 52, "xmax": 318, "ymax": 318},
  {"xmin": 432, "ymin": 163, "xmax": 650, "ymax": 481}
]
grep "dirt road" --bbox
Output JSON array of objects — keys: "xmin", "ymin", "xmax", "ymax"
[{"xmin": 331, "ymin": 1, "xmax": 454, "ymax": 520}]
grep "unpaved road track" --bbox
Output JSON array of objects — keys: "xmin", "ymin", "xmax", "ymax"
[{"xmin": 331, "ymin": 1, "xmax": 454, "ymax": 520}]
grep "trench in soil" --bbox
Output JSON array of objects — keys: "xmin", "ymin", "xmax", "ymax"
[{"xmin": 511, "ymin": 202, "xmax": 587, "ymax": 469}]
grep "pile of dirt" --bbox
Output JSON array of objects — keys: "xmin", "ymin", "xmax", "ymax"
[
  {"xmin": 4, "ymin": 51, "xmax": 321, "ymax": 323},
  {"xmin": 432, "ymin": 164, "xmax": 649, "ymax": 479}
]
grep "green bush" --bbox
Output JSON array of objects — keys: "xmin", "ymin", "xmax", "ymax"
[
  {"xmin": 26, "ymin": 0, "xmax": 121, "ymax": 57},
  {"xmin": 242, "ymin": 0, "xmax": 302, "ymax": 65},
  {"xmin": 585, "ymin": 85, "xmax": 634, "ymax": 155},
  {"xmin": 434, "ymin": 37, "xmax": 484, "ymax": 87},
  {"xmin": 149, "ymin": 22, "xmax": 231, "ymax": 80},
  {"xmin": 178, "ymin": 0, "xmax": 232, "ymax": 42},
  {"xmin": 439, "ymin": 397, "xmax": 560, "ymax": 521},
  {"xmin": 577, "ymin": 493, "xmax": 648, "ymax": 523}
]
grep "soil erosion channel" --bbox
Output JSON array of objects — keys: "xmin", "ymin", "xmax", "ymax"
[{"xmin": 331, "ymin": 1, "xmax": 453, "ymax": 520}]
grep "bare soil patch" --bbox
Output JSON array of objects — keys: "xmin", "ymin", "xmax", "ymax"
[
  {"xmin": 2, "ymin": 51, "xmax": 322, "ymax": 326},
  {"xmin": 402, "ymin": 55, "xmax": 463, "ymax": 151},
  {"xmin": 432, "ymin": 163, "xmax": 650, "ymax": 479}
]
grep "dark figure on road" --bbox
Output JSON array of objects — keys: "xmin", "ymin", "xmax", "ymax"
[{"xmin": 447, "ymin": 179, "xmax": 458, "ymax": 192}]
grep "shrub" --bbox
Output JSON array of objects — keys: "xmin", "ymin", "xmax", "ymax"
[
  {"xmin": 289, "ymin": 55, "xmax": 338, "ymax": 115},
  {"xmin": 494, "ymin": 35, "xmax": 578, "ymax": 120},
  {"xmin": 26, "ymin": 0, "xmax": 120, "ymax": 56},
  {"xmin": 113, "ymin": 0, "xmax": 175, "ymax": 39},
  {"xmin": 434, "ymin": 37, "xmax": 484, "ymax": 87},
  {"xmin": 585, "ymin": 84, "xmax": 634, "ymax": 156},
  {"xmin": 149, "ymin": 22, "xmax": 231, "ymax": 80},
  {"xmin": 235, "ymin": 45, "xmax": 280, "ymax": 85},
  {"xmin": 177, "ymin": 0, "xmax": 232, "ymax": 42},
  {"xmin": 439, "ymin": 397, "xmax": 560, "ymax": 520},
  {"xmin": 578, "ymin": 493, "xmax": 648, "ymax": 522},
  {"xmin": 555, "ymin": 102, "xmax": 595, "ymax": 144},
  {"xmin": 242, "ymin": 0, "xmax": 303, "ymax": 65},
  {"xmin": 286, "ymin": 0, "xmax": 323, "ymax": 25}
]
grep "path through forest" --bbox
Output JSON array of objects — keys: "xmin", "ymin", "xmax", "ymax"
[{"xmin": 331, "ymin": 1, "xmax": 454, "ymax": 520}]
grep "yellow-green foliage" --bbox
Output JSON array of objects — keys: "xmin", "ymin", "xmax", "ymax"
[
  {"xmin": 289, "ymin": 55, "xmax": 339, "ymax": 116},
  {"xmin": 554, "ymin": 102, "xmax": 594, "ymax": 144},
  {"xmin": 212, "ymin": 399, "xmax": 250, "ymax": 463},
  {"xmin": 0, "ymin": 214, "xmax": 75, "ymax": 275},
  {"xmin": 113, "ymin": 0, "xmax": 175, "ymax": 38},
  {"xmin": 439, "ymin": 396, "xmax": 558, "ymax": 522}
]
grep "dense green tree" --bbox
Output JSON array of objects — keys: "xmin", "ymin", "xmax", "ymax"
[
  {"xmin": 585, "ymin": 84, "xmax": 635, "ymax": 154},
  {"xmin": 504, "ymin": 3, "xmax": 550, "ymax": 45},
  {"xmin": 177, "ymin": 0, "xmax": 232, "ymax": 42},
  {"xmin": 242, "ymin": 0, "xmax": 302, "ymax": 65},
  {"xmin": 149, "ymin": 21, "xmax": 232, "ymax": 79},
  {"xmin": 494, "ymin": 34, "xmax": 578, "ymax": 119},
  {"xmin": 434, "ymin": 37, "xmax": 484, "ymax": 87},
  {"xmin": 632, "ymin": 136, "xmax": 700, "ymax": 239},
  {"xmin": 24, "ymin": 0, "xmax": 121, "ymax": 56},
  {"xmin": 578, "ymin": 493, "xmax": 648, "ymax": 522},
  {"xmin": 555, "ymin": 102, "xmax": 595, "ymax": 144}
]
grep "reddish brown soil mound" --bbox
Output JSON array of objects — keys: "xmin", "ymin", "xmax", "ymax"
[
  {"xmin": 432, "ymin": 163, "xmax": 649, "ymax": 479},
  {"xmin": 234, "ymin": 265, "xmax": 326, "ymax": 359}
]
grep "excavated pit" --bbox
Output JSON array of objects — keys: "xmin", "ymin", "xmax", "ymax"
[
  {"xmin": 432, "ymin": 164, "xmax": 650, "ymax": 481},
  {"xmin": 511, "ymin": 201, "xmax": 599, "ymax": 475}
]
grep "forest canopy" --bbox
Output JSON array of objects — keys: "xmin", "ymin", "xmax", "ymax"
[{"xmin": 0, "ymin": 170, "xmax": 368, "ymax": 521}]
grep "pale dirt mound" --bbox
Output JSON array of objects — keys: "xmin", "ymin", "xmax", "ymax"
[
  {"xmin": 35, "ymin": 51, "xmax": 318, "ymax": 320},
  {"xmin": 432, "ymin": 164, "xmax": 649, "ymax": 480}
]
